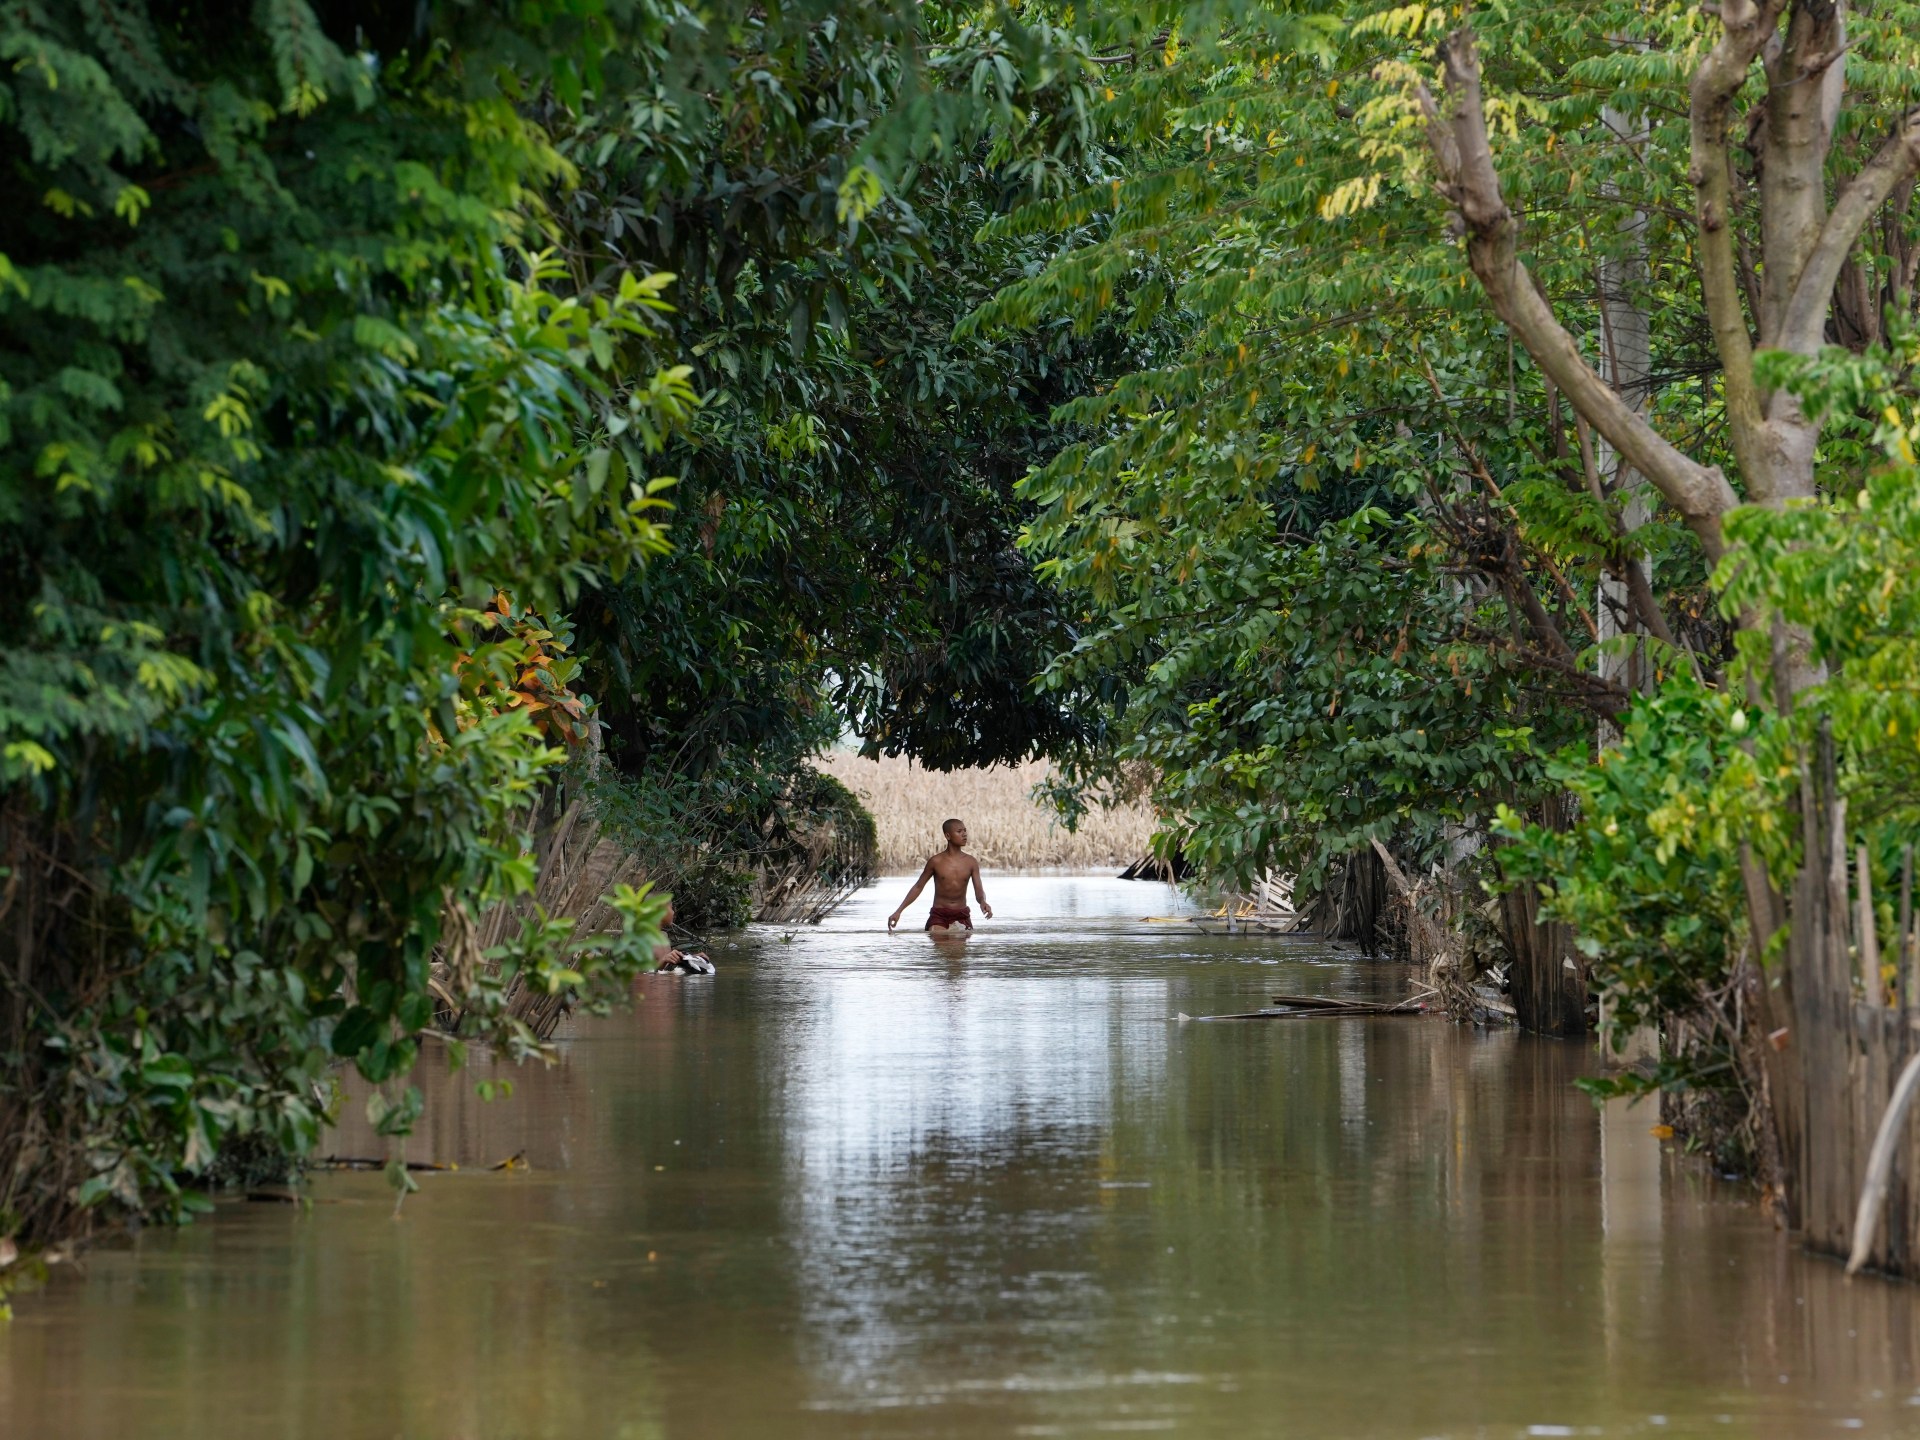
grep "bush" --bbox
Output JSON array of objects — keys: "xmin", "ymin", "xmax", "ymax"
[
  {"xmin": 0, "ymin": 4, "xmax": 685, "ymax": 1249},
  {"xmin": 581, "ymin": 750, "xmax": 879, "ymax": 931},
  {"xmin": 1496, "ymin": 678, "xmax": 1752, "ymax": 1046}
]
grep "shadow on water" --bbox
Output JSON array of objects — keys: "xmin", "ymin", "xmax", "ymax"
[{"xmin": 6, "ymin": 875, "xmax": 1920, "ymax": 1437}]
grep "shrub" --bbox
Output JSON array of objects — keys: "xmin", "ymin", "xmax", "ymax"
[{"xmin": 0, "ymin": 3, "xmax": 685, "ymax": 1248}]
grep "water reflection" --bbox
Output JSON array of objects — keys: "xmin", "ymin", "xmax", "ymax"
[{"xmin": 6, "ymin": 875, "xmax": 1920, "ymax": 1438}]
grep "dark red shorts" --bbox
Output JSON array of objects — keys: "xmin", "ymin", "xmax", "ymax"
[{"xmin": 926, "ymin": 905, "xmax": 973, "ymax": 931}]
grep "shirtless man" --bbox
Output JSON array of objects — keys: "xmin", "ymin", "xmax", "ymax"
[{"xmin": 887, "ymin": 819, "xmax": 993, "ymax": 935}]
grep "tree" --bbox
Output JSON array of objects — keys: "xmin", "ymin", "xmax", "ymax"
[
  {"xmin": 0, "ymin": 1, "xmax": 687, "ymax": 1248},
  {"xmin": 1414, "ymin": 0, "xmax": 1920, "ymax": 1250},
  {"xmin": 955, "ymin": 2, "xmax": 1728, "ymax": 1015},
  {"xmin": 966, "ymin": 0, "xmax": 1920, "ymax": 1258},
  {"xmin": 533, "ymin": 2, "xmax": 1159, "ymax": 883}
]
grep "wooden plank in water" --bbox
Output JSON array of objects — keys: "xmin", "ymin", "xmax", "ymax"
[{"xmin": 1180, "ymin": 1001, "xmax": 1428, "ymax": 1022}]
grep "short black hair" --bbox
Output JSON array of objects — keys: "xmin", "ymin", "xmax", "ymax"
[{"xmin": 941, "ymin": 817, "xmax": 964, "ymax": 837}]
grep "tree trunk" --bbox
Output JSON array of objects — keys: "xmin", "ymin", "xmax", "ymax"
[
  {"xmin": 1301, "ymin": 847, "xmax": 1391, "ymax": 955},
  {"xmin": 1595, "ymin": 91, "xmax": 1654, "ymax": 744},
  {"xmin": 1497, "ymin": 793, "xmax": 1588, "ymax": 1036},
  {"xmin": 1423, "ymin": 4, "xmax": 1920, "ymax": 1266},
  {"xmin": 1775, "ymin": 722, "xmax": 1920, "ymax": 1273}
]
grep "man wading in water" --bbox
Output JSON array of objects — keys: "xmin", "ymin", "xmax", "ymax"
[{"xmin": 887, "ymin": 819, "xmax": 992, "ymax": 936}]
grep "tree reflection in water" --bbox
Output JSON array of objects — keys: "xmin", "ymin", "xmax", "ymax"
[{"xmin": 7, "ymin": 876, "xmax": 1919, "ymax": 1438}]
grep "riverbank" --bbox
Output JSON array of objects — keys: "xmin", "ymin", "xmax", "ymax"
[{"xmin": 8, "ymin": 875, "xmax": 1919, "ymax": 1438}]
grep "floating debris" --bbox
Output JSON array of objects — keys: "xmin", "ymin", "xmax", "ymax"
[{"xmin": 1182, "ymin": 993, "xmax": 1429, "ymax": 1022}]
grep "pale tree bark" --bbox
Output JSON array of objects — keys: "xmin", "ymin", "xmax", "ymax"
[
  {"xmin": 1418, "ymin": 32, "xmax": 1741, "ymax": 563},
  {"xmin": 1421, "ymin": 0, "xmax": 1920, "ymax": 1263},
  {"xmin": 1779, "ymin": 108, "xmax": 1920, "ymax": 353},
  {"xmin": 1757, "ymin": 0, "xmax": 1847, "ymax": 351},
  {"xmin": 1424, "ymin": 3, "xmax": 1920, "ymax": 551},
  {"xmin": 1686, "ymin": 0, "xmax": 1777, "ymax": 497},
  {"xmin": 1595, "ymin": 92, "xmax": 1654, "ymax": 743},
  {"xmin": 1593, "ymin": 91, "xmax": 1663, "ymax": 1067}
]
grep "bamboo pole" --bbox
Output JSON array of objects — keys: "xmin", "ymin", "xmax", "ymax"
[
  {"xmin": 1900, "ymin": 844, "xmax": 1914, "ymax": 1031},
  {"xmin": 1860, "ymin": 844, "xmax": 1885, "ymax": 1004},
  {"xmin": 1848, "ymin": 1048, "xmax": 1920, "ymax": 1276}
]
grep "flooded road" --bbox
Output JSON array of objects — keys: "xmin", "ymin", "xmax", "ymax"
[{"xmin": 8, "ymin": 874, "xmax": 1920, "ymax": 1438}]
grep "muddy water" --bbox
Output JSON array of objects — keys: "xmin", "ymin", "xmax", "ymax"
[{"xmin": 8, "ymin": 874, "xmax": 1920, "ymax": 1439}]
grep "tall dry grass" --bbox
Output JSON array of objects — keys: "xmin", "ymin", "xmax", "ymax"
[{"xmin": 814, "ymin": 751, "xmax": 1157, "ymax": 873}]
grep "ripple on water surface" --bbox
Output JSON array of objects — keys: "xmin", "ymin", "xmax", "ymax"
[{"xmin": 5, "ymin": 874, "xmax": 1919, "ymax": 1439}]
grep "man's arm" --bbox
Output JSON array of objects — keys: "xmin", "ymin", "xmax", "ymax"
[
  {"xmin": 888, "ymin": 862, "xmax": 934, "ymax": 932},
  {"xmin": 972, "ymin": 858, "xmax": 992, "ymax": 919}
]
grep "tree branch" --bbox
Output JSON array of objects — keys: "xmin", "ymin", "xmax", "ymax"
[
  {"xmin": 1779, "ymin": 105, "xmax": 1920, "ymax": 352},
  {"xmin": 1423, "ymin": 28, "xmax": 1741, "ymax": 562},
  {"xmin": 1688, "ymin": 0, "xmax": 1782, "ymax": 491},
  {"xmin": 1759, "ymin": 0, "xmax": 1846, "ymax": 343},
  {"xmin": 1464, "ymin": 626, "xmax": 1634, "ymax": 722},
  {"xmin": 1623, "ymin": 556, "xmax": 1685, "ymax": 657},
  {"xmin": 1421, "ymin": 356, "xmax": 1599, "ymax": 641},
  {"xmin": 1502, "ymin": 559, "xmax": 1582, "ymax": 668},
  {"xmin": 1569, "ymin": 412, "xmax": 1693, "ymax": 664}
]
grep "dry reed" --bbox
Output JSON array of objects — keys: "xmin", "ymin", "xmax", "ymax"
[{"xmin": 813, "ymin": 751, "xmax": 1157, "ymax": 873}]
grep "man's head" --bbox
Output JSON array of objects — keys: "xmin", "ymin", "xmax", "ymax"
[{"xmin": 942, "ymin": 817, "xmax": 968, "ymax": 848}]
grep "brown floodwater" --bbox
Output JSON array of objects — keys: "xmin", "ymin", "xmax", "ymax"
[{"xmin": 8, "ymin": 874, "xmax": 1920, "ymax": 1438}]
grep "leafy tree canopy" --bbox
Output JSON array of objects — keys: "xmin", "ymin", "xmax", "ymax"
[
  {"xmin": 545, "ymin": 2, "xmax": 1167, "ymax": 776},
  {"xmin": 0, "ymin": 0, "xmax": 689, "ymax": 1242}
]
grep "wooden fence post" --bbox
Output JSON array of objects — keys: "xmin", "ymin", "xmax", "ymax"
[{"xmin": 1859, "ymin": 844, "xmax": 1884, "ymax": 1004}]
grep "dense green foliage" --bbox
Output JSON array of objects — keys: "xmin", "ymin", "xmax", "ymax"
[
  {"xmin": 8, "ymin": 0, "xmax": 1919, "ymax": 1252},
  {"xmin": 544, "ymin": 7, "xmax": 1156, "ymax": 785},
  {"xmin": 1496, "ymin": 679, "xmax": 1751, "ymax": 1040},
  {"xmin": 1719, "ymin": 342, "xmax": 1920, "ymax": 858},
  {"xmin": 1016, "ymin": 330, "xmax": 1610, "ymax": 889},
  {"xmin": 963, "ymin": 2, "xmax": 1719, "ymax": 890},
  {"xmin": 966, "ymin": 0, "xmax": 1920, "ymax": 1099},
  {"xmin": 1499, "ymin": 342, "xmax": 1920, "ymax": 1104},
  {"xmin": 0, "ymin": 0, "xmax": 1147, "ymax": 1251},
  {"xmin": 0, "ymin": 1, "xmax": 691, "ymax": 1243}
]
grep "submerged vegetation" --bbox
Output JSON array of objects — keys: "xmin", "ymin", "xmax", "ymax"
[{"xmin": 4, "ymin": 0, "xmax": 1920, "ymax": 1278}]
